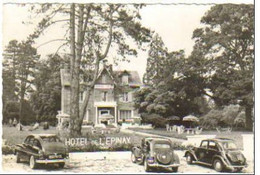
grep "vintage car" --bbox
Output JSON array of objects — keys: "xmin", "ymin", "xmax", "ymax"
[
  {"xmin": 14, "ymin": 134, "xmax": 69, "ymax": 169},
  {"xmin": 131, "ymin": 137, "xmax": 180, "ymax": 172},
  {"xmin": 184, "ymin": 138, "xmax": 247, "ymax": 172}
]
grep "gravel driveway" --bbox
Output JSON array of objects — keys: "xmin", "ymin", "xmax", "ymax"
[{"xmin": 2, "ymin": 151, "xmax": 254, "ymax": 173}]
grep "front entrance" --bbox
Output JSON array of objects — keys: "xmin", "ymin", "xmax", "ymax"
[{"xmin": 97, "ymin": 107, "xmax": 115, "ymax": 125}]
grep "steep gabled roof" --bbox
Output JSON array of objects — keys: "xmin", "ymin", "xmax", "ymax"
[
  {"xmin": 60, "ymin": 68, "xmax": 142, "ymax": 87},
  {"xmin": 114, "ymin": 70, "xmax": 142, "ymax": 86}
]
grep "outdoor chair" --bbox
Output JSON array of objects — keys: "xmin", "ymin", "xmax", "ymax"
[
  {"xmin": 216, "ymin": 126, "xmax": 232, "ymax": 133},
  {"xmin": 195, "ymin": 127, "xmax": 203, "ymax": 134}
]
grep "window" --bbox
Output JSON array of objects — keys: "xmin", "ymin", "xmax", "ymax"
[
  {"xmin": 123, "ymin": 92, "xmax": 129, "ymax": 102},
  {"xmin": 208, "ymin": 141, "xmax": 218, "ymax": 150},
  {"xmin": 99, "ymin": 110, "xmax": 110, "ymax": 116},
  {"xmin": 200, "ymin": 141, "xmax": 208, "ymax": 148},
  {"xmin": 80, "ymin": 91, "xmax": 84, "ymax": 101},
  {"xmin": 122, "ymin": 75, "xmax": 129, "ymax": 84},
  {"xmin": 120, "ymin": 110, "xmax": 132, "ymax": 120},
  {"xmin": 102, "ymin": 91, "xmax": 107, "ymax": 101}
]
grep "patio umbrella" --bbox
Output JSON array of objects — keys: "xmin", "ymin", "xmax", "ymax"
[
  {"xmin": 183, "ymin": 115, "xmax": 199, "ymax": 122},
  {"xmin": 166, "ymin": 115, "xmax": 180, "ymax": 121}
]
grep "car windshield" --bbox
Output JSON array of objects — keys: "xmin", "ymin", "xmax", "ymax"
[
  {"xmin": 154, "ymin": 143, "xmax": 171, "ymax": 149},
  {"xmin": 221, "ymin": 141, "xmax": 238, "ymax": 150},
  {"xmin": 41, "ymin": 136, "xmax": 62, "ymax": 143}
]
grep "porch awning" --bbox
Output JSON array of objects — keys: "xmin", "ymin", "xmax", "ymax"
[{"xmin": 99, "ymin": 114, "xmax": 114, "ymax": 119}]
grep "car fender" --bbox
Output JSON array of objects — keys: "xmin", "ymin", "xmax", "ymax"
[
  {"xmin": 184, "ymin": 150, "xmax": 198, "ymax": 161},
  {"xmin": 15, "ymin": 144, "xmax": 38, "ymax": 157},
  {"xmin": 212, "ymin": 155, "xmax": 229, "ymax": 167}
]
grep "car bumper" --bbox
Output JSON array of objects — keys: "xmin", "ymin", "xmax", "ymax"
[
  {"xmin": 148, "ymin": 163, "xmax": 180, "ymax": 168},
  {"xmin": 36, "ymin": 159, "xmax": 67, "ymax": 164},
  {"xmin": 226, "ymin": 164, "xmax": 248, "ymax": 171}
]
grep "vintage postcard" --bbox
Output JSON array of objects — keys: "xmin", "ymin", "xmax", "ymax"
[{"xmin": 1, "ymin": 0, "xmax": 255, "ymax": 174}]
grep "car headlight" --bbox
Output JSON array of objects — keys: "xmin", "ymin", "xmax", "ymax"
[
  {"xmin": 147, "ymin": 157, "xmax": 155, "ymax": 163},
  {"xmin": 38, "ymin": 150, "xmax": 44, "ymax": 159}
]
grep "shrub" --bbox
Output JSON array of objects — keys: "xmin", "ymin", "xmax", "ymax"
[
  {"xmin": 2, "ymin": 145, "xmax": 15, "ymax": 155},
  {"xmin": 141, "ymin": 113, "xmax": 167, "ymax": 128}
]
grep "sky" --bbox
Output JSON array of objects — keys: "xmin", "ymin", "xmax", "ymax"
[{"xmin": 2, "ymin": 1, "xmax": 254, "ymax": 80}]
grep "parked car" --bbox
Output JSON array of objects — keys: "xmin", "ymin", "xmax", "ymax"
[
  {"xmin": 14, "ymin": 134, "xmax": 69, "ymax": 169},
  {"xmin": 184, "ymin": 138, "xmax": 247, "ymax": 172},
  {"xmin": 131, "ymin": 137, "xmax": 180, "ymax": 172}
]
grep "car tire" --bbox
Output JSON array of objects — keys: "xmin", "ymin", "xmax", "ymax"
[
  {"xmin": 171, "ymin": 167, "xmax": 178, "ymax": 172},
  {"xmin": 29, "ymin": 155, "xmax": 37, "ymax": 169},
  {"xmin": 58, "ymin": 163, "xmax": 65, "ymax": 168},
  {"xmin": 144, "ymin": 159, "xmax": 152, "ymax": 172},
  {"xmin": 186, "ymin": 153, "xmax": 193, "ymax": 164},
  {"xmin": 16, "ymin": 152, "xmax": 21, "ymax": 163},
  {"xmin": 234, "ymin": 167, "xmax": 243, "ymax": 172},
  {"xmin": 131, "ymin": 152, "xmax": 136, "ymax": 163},
  {"xmin": 213, "ymin": 159, "xmax": 223, "ymax": 172}
]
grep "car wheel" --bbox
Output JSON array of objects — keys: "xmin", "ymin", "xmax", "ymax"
[
  {"xmin": 131, "ymin": 152, "xmax": 137, "ymax": 163},
  {"xmin": 144, "ymin": 159, "xmax": 152, "ymax": 172},
  {"xmin": 213, "ymin": 159, "xmax": 223, "ymax": 172},
  {"xmin": 29, "ymin": 156, "xmax": 37, "ymax": 169},
  {"xmin": 171, "ymin": 167, "xmax": 178, "ymax": 172},
  {"xmin": 58, "ymin": 163, "xmax": 65, "ymax": 168},
  {"xmin": 186, "ymin": 153, "xmax": 193, "ymax": 164},
  {"xmin": 16, "ymin": 152, "xmax": 21, "ymax": 163},
  {"xmin": 235, "ymin": 167, "xmax": 243, "ymax": 172}
]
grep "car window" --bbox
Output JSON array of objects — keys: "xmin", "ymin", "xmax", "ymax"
[
  {"xmin": 221, "ymin": 141, "xmax": 238, "ymax": 150},
  {"xmin": 24, "ymin": 137, "xmax": 31, "ymax": 144},
  {"xmin": 154, "ymin": 143, "xmax": 171, "ymax": 149},
  {"xmin": 41, "ymin": 136, "xmax": 62, "ymax": 142},
  {"xmin": 200, "ymin": 141, "xmax": 208, "ymax": 148},
  {"xmin": 208, "ymin": 141, "xmax": 218, "ymax": 150},
  {"xmin": 29, "ymin": 138, "xmax": 35, "ymax": 146},
  {"xmin": 32, "ymin": 139, "xmax": 41, "ymax": 149}
]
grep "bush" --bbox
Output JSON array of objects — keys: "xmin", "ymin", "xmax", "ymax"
[
  {"xmin": 141, "ymin": 113, "xmax": 167, "ymax": 128},
  {"xmin": 199, "ymin": 104, "xmax": 244, "ymax": 130},
  {"xmin": 2, "ymin": 145, "xmax": 15, "ymax": 155}
]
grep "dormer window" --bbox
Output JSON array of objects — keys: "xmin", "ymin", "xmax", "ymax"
[{"xmin": 122, "ymin": 75, "xmax": 129, "ymax": 84}]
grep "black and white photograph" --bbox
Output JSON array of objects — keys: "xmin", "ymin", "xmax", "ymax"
[{"xmin": 1, "ymin": 0, "xmax": 255, "ymax": 174}]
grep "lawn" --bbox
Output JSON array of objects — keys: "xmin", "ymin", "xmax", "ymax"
[
  {"xmin": 2, "ymin": 125, "xmax": 143, "ymax": 147},
  {"xmin": 129, "ymin": 128, "xmax": 253, "ymax": 149}
]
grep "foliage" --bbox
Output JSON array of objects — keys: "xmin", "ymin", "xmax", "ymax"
[
  {"xmin": 191, "ymin": 4, "xmax": 254, "ymax": 130},
  {"xmin": 30, "ymin": 54, "xmax": 66, "ymax": 124},
  {"xmin": 141, "ymin": 113, "xmax": 166, "ymax": 128},
  {"xmin": 135, "ymin": 34, "xmax": 210, "ymax": 119},
  {"xmin": 28, "ymin": 4, "xmax": 152, "ymax": 136},
  {"xmin": 199, "ymin": 104, "xmax": 245, "ymax": 129},
  {"xmin": 3, "ymin": 40, "xmax": 40, "ymax": 124}
]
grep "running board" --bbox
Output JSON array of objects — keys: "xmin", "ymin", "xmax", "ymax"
[{"xmin": 193, "ymin": 161, "xmax": 212, "ymax": 166}]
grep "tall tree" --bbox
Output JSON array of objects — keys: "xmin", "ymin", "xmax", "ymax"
[
  {"xmin": 191, "ymin": 4, "xmax": 254, "ymax": 130},
  {"xmin": 3, "ymin": 40, "xmax": 40, "ymax": 124},
  {"xmin": 29, "ymin": 4, "xmax": 151, "ymax": 136},
  {"xmin": 30, "ymin": 54, "xmax": 66, "ymax": 123},
  {"xmin": 143, "ymin": 34, "xmax": 168, "ymax": 85}
]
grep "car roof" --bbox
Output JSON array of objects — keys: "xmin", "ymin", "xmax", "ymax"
[
  {"xmin": 202, "ymin": 138, "xmax": 234, "ymax": 142},
  {"xmin": 144, "ymin": 137, "xmax": 171, "ymax": 142}
]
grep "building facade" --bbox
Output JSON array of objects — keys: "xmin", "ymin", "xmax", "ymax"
[{"xmin": 57, "ymin": 64, "xmax": 142, "ymax": 128}]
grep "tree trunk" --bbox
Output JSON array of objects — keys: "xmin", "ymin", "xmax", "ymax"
[
  {"xmin": 69, "ymin": 3, "xmax": 81, "ymax": 137},
  {"xmin": 19, "ymin": 82, "xmax": 25, "ymax": 124},
  {"xmin": 245, "ymin": 105, "xmax": 253, "ymax": 131}
]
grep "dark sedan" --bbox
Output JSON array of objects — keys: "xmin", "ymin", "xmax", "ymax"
[
  {"xmin": 14, "ymin": 134, "xmax": 69, "ymax": 169},
  {"xmin": 184, "ymin": 138, "xmax": 247, "ymax": 172},
  {"xmin": 131, "ymin": 137, "xmax": 180, "ymax": 172}
]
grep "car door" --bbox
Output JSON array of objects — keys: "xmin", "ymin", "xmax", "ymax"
[
  {"xmin": 205, "ymin": 141, "xmax": 219, "ymax": 164},
  {"xmin": 195, "ymin": 140, "xmax": 208, "ymax": 162}
]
